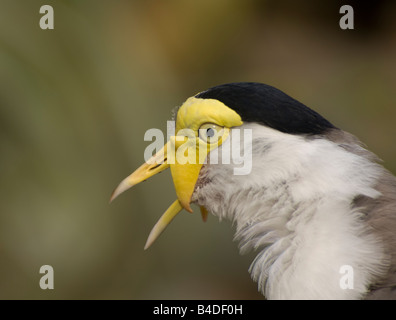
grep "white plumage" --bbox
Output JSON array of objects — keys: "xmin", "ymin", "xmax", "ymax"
[{"xmin": 192, "ymin": 123, "xmax": 388, "ymax": 299}]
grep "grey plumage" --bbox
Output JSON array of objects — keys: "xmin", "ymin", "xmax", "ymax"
[
  {"xmin": 192, "ymin": 124, "xmax": 396, "ymax": 299},
  {"xmin": 327, "ymin": 129, "xmax": 396, "ymax": 298}
]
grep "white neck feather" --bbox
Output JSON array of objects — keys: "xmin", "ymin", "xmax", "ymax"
[{"xmin": 192, "ymin": 123, "xmax": 388, "ymax": 299}]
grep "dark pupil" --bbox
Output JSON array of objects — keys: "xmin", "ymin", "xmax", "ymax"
[{"xmin": 206, "ymin": 128, "xmax": 215, "ymax": 138}]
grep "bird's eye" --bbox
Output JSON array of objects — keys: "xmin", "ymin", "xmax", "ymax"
[{"xmin": 198, "ymin": 123, "xmax": 224, "ymax": 144}]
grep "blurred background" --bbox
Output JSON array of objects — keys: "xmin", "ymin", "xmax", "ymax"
[{"xmin": 0, "ymin": 0, "xmax": 395, "ymax": 299}]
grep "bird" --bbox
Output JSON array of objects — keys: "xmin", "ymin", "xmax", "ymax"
[{"xmin": 110, "ymin": 82, "xmax": 396, "ymax": 300}]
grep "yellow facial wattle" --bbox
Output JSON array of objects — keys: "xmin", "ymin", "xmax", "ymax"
[{"xmin": 110, "ymin": 96, "xmax": 243, "ymax": 249}]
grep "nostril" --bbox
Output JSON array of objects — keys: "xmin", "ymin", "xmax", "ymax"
[
  {"xmin": 148, "ymin": 157, "xmax": 167, "ymax": 171},
  {"xmin": 149, "ymin": 163, "xmax": 161, "ymax": 171}
]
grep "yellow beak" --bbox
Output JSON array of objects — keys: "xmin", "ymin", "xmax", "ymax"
[{"xmin": 110, "ymin": 139, "xmax": 206, "ymax": 249}]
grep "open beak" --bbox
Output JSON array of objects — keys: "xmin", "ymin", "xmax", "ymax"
[{"xmin": 110, "ymin": 139, "xmax": 206, "ymax": 249}]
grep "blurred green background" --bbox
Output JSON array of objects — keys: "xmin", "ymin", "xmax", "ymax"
[{"xmin": 0, "ymin": 0, "xmax": 395, "ymax": 299}]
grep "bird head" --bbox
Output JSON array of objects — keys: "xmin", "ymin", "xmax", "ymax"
[{"xmin": 110, "ymin": 82, "xmax": 335, "ymax": 249}]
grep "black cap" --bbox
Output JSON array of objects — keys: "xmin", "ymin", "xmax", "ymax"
[{"xmin": 195, "ymin": 82, "xmax": 336, "ymax": 135}]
